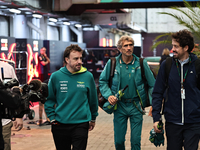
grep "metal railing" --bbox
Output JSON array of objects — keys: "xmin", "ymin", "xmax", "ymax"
[{"xmin": 11, "ymin": 51, "xmax": 28, "ymax": 83}]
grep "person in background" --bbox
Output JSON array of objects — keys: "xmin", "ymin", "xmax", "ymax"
[
  {"xmin": 45, "ymin": 44, "xmax": 98, "ymax": 150},
  {"xmin": 102, "ymin": 50, "xmax": 110, "ymax": 67},
  {"xmin": 110, "ymin": 49, "xmax": 119, "ymax": 57},
  {"xmin": 37, "ymin": 47, "xmax": 51, "ymax": 126},
  {"xmin": 147, "ymin": 48, "xmax": 171, "ymax": 117},
  {"xmin": 99, "ymin": 36, "xmax": 155, "ymax": 150},
  {"xmin": 152, "ymin": 29, "xmax": 200, "ymax": 150},
  {"xmin": 0, "ymin": 61, "xmax": 23, "ymax": 150},
  {"xmin": 160, "ymin": 48, "xmax": 170, "ymax": 65},
  {"xmin": 83, "ymin": 50, "xmax": 98, "ymax": 78}
]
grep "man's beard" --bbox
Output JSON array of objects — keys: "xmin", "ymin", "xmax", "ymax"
[
  {"xmin": 173, "ymin": 51, "xmax": 178, "ymax": 59},
  {"xmin": 73, "ymin": 64, "xmax": 81, "ymax": 72}
]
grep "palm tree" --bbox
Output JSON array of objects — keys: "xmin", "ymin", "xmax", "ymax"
[{"xmin": 152, "ymin": 0, "xmax": 200, "ymax": 57}]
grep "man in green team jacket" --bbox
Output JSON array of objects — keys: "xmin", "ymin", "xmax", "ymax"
[
  {"xmin": 44, "ymin": 44, "xmax": 98, "ymax": 150},
  {"xmin": 99, "ymin": 36, "xmax": 155, "ymax": 150}
]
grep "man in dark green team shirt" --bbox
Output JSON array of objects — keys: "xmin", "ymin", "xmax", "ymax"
[
  {"xmin": 45, "ymin": 44, "xmax": 98, "ymax": 150},
  {"xmin": 99, "ymin": 36, "xmax": 155, "ymax": 150}
]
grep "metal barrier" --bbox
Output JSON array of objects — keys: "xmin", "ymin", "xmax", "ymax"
[{"xmin": 9, "ymin": 51, "xmax": 28, "ymax": 83}]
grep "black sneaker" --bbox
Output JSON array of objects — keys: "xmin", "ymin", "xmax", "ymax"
[
  {"xmin": 27, "ymin": 121, "xmax": 36, "ymax": 124},
  {"xmin": 43, "ymin": 121, "xmax": 51, "ymax": 125}
]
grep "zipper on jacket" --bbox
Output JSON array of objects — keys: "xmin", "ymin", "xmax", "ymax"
[
  {"xmin": 177, "ymin": 57, "xmax": 190, "ymax": 124},
  {"xmin": 181, "ymin": 63, "xmax": 184, "ymax": 123}
]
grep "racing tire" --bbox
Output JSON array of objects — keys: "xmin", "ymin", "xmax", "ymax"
[{"xmin": 28, "ymin": 109, "xmax": 35, "ymax": 120}]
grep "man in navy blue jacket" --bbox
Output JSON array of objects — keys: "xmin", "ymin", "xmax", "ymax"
[{"xmin": 152, "ymin": 29, "xmax": 200, "ymax": 150}]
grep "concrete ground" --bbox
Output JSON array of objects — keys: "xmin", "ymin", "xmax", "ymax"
[{"xmin": 10, "ymin": 105, "xmax": 199, "ymax": 150}]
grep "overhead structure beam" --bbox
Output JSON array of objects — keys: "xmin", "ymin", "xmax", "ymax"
[
  {"xmin": 53, "ymin": 0, "xmax": 99, "ymax": 11},
  {"xmin": 53, "ymin": 0, "xmax": 72, "ymax": 11},
  {"xmin": 53, "ymin": 1, "xmax": 199, "ymax": 15}
]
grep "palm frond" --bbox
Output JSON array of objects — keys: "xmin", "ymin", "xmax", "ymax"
[
  {"xmin": 159, "ymin": 11, "xmax": 200, "ymax": 40},
  {"xmin": 169, "ymin": 7, "xmax": 200, "ymax": 31},
  {"xmin": 151, "ymin": 39, "xmax": 172, "ymax": 51},
  {"xmin": 153, "ymin": 33, "xmax": 171, "ymax": 41},
  {"xmin": 151, "ymin": 0, "xmax": 200, "ymax": 51}
]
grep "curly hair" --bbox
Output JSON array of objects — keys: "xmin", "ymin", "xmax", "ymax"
[
  {"xmin": 117, "ymin": 35, "xmax": 134, "ymax": 49},
  {"xmin": 63, "ymin": 44, "xmax": 83, "ymax": 63},
  {"xmin": 171, "ymin": 29, "xmax": 194, "ymax": 53}
]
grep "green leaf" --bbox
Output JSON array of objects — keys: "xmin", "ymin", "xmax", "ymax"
[{"xmin": 152, "ymin": 0, "xmax": 200, "ymax": 50}]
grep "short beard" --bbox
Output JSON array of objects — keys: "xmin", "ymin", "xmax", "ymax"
[{"xmin": 173, "ymin": 55, "xmax": 177, "ymax": 59}]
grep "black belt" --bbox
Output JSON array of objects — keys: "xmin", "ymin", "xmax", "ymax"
[
  {"xmin": 121, "ymin": 98, "xmax": 145, "ymax": 115},
  {"xmin": 121, "ymin": 98, "xmax": 134, "ymax": 103}
]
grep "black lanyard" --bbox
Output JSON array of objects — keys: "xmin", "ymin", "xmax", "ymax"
[{"xmin": 175, "ymin": 57, "xmax": 191, "ymax": 88}]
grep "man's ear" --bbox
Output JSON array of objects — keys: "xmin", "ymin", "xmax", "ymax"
[
  {"xmin": 65, "ymin": 57, "xmax": 69, "ymax": 64},
  {"xmin": 184, "ymin": 45, "xmax": 189, "ymax": 52}
]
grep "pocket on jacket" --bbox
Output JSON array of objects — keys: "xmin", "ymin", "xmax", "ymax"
[{"xmin": 111, "ymin": 80, "xmax": 118, "ymax": 93}]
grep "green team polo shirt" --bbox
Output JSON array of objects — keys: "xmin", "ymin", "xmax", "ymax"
[{"xmin": 120, "ymin": 57, "xmax": 138, "ymax": 100}]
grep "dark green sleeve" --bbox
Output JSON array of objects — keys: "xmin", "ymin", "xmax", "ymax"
[{"xmin": 88, "ymin": 73, "xmax": 98, "ymax": 120}]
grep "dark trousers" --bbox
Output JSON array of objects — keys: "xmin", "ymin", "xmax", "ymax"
[
  {"xmin": 51, "ymin": 122, "xmax": 89, "ymax": 150},
  {"xmin": 0, "ymin": 120, "xmax": 4, "ymax": 150},
  {"xmin": 165, "ymin": 122, "xmax": 200, "ymax": 150}
]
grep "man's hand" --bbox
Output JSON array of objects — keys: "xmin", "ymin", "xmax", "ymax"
[
  {"xmin": 43, "ymin": 53, "xmax": 47, "ymax": 57},
  {"xmin": 148, "ymin": 106, "xmax": 153, "ymax": 117},
  {"xmin": 153, "ymin": 121, "xmax": 162, "ymax": 133},
  {"xmin": 89, "ymin": 122, "xmax": 95, "ymax": 131},
  {"xmin": 108, "ymin": 95, "xmax": 117, "ymax": 105},
  {"xmin": 13, "ymin": 118, "xmax": 23, "ymax": 131},
  {"xmin": 44, "ymin": 54, "xmax": 50, "ymax": 64}
]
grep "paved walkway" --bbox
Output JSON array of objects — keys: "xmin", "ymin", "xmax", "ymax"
[{"xmin": 10, "ymin": 105, "xmax": 200, "ymax": 150}]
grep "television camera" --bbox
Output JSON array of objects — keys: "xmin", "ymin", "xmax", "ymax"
[{"xmin": 0, "ymin": 78, "xmax": 48, "ymax": 120}]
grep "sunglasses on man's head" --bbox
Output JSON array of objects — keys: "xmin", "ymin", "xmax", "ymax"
[{"xmin": 123, "ymin": 44, "xmax": 133, "ymax": 48}]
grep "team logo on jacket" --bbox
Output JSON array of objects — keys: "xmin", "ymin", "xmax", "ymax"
[
  {"xmin": 132, "ymin": 67, "xmax": 135, "ymax": 73},
  {"xmin": 77, "ymin": 81, "xmax": 85, "ymax": 88},
  {"xmin": 60, "ymin": 81, "xmax": 68, "ymax": 92},
  {"xmin": 39, "ymin": 56, "xmax": 42, "ymax": 61},
  {"xmin": 114, "ymin": 69, "xmax": 117, "ymax": 74}
]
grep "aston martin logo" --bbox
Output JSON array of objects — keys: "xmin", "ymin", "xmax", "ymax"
[
  {"xmin": 77, "ymin": 81, "xmax": 85, "ymax": 88},
  {"xmin": 77, "ymin": 81, "xmax": 84, "ymax": 84}
]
